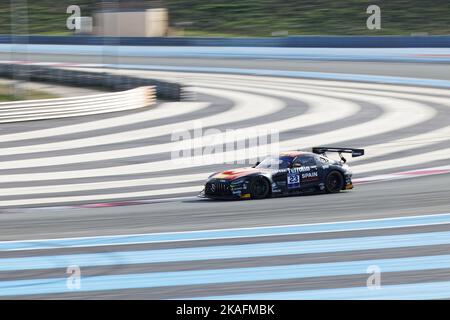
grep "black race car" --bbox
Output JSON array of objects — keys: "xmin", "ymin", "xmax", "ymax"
[{"xmin": 199, "ymin": 147, "xmax": 364, "ymax": 200}]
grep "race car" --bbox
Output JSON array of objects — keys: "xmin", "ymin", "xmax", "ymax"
[{"xmin": 199, "ymin": 147, "xmax": 364, "ymax": 200}]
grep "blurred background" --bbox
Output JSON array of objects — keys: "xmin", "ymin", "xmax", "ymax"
[
  {"xmin": 1, "ymin": 0, "xmax": 450, "ymax": 301},
  {"xmin": 1, "ymin": 0, "xmax": 449, "ymax": 37}
]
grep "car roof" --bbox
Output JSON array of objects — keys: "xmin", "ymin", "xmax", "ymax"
[{"xmin": 279, "ymin": 151, "xmax": 314, "ymax": 158}]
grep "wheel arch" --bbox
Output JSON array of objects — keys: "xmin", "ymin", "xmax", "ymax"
[
  {"xmin": 324, "ymin": 169, "xmax": 345, "ymax": 193},
  {"xmin": 249, "ymin": 174, "xmax": 272, "ymax": 198}
]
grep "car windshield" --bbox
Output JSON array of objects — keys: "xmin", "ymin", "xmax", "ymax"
[{"xmin": 256, "ymin": 156, "xmax": 292, "ymax": 170}]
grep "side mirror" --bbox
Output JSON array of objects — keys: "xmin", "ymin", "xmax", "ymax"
[{"xmin": 252, "ymin": 161, "xmax": 260, "ymax": 168}]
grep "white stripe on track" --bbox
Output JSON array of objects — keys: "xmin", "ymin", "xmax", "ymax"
[
  {"xmin": 186, "ymin": 77, "xmax": 449, "ymax": 167},
  {"xmin": 197, "ymin": 82, "xmax": 448, "ymax": 172},
  {"xmin": 0, "ymin": 71, "xmax": 447, "ymax": 206},
  {"xmin": 267, "ymin": 81, "xmax": 449, "ymax": 164},
  {"xmin": 350, "ymin": 125, "xmax": 450, "ymax": 164},
  {"xmin": 0, "ymin": 85, "xmax": 282, "ymax": 157},
  {"xmin": 0, "ymin": 88, "xmax": 361, "ymax": 197},
  {"xmin": 0, "ymin": 173, "xmax": 208, "ymax": 197},
  {"xmin": 353, "ymin": 147, "xmax": 450, "ymax": 174},
  {"xmin": 0, "ymin": 82, "xmax": 435, "ymax": 184},
  {"xmin": 0, "ymin": 185, "xmax": 202, "ymax": 207},
  {"xmin": 279, "ymin": 92, "xmax": 436, "ymax": 151},
  {"xmin": 0, "ymin": 84, "xmax": 358, "ymax": 170},
  {"xmin": 0, "ymin": 101, "xmax": 209, "ymax": 143}
]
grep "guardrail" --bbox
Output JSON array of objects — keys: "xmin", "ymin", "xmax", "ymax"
[
  {"xmin": 1, "ymin": 35, "xmax": 450, "ymax": 48},
  {"xmin": 0, "ymin": 64, "xmax": 182, "ymax": 101},
  {"xmin": 0, "ymin": 86, "xmax": 155, "ymax": 123}
]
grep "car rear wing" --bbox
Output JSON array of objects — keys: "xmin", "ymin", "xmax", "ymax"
[{"xmin": 312, "ymin": 147, "xmax": 364, "ymax": 162}]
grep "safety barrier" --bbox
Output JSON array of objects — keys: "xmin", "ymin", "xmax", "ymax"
[
  {"xmin": 1, "ymin": 35, "xmax": 449, "ymax": 48},
  {"xmin": 0, "ymin": 64, "xmax": 182, "ymax": 101},
  {"xmin": 0, "ymin": 86, "xmax": 155, "ymax": 123}
]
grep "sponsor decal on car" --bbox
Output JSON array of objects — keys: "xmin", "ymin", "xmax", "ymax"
[
  {"xmin": 287, "ymin": 171, "xmax": 300, "ymax": 189},
  {"xmin": 302, "ymin": 172, "xmax": 318, "ymax": 179}
]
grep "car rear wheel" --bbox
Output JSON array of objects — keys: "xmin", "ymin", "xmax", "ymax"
[
  {"xmin": 249, "ymin": 176, "xmax": 270, "ymax": 199},
  {"xmin": 325, "ymin": 171, "xmax": 344, "ymax": 193}
]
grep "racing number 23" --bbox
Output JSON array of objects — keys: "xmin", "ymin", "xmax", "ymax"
[{"xmin": 287, "ymin": 173, "xmax": 300, "ymax": 189}]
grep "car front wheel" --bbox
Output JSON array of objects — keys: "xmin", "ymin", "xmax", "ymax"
[{"xmin": 249, "ymin": 176, "xmax": 270, "ymax": 199}]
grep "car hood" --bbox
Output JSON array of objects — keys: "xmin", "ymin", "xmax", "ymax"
[{"xmin": 210, "ymin": 167, "xmax": 263, "ymax": 180}]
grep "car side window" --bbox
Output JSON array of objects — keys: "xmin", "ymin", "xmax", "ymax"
[
  {"xmin": 292, "ymin": 156, "xmax": 316, "ymax": 167},
  {"xmin": 318, "ymin": 156, "xmax": 330, "ymax": 164}
]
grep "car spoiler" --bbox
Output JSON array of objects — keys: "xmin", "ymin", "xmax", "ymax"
[{"xmin": 312, "ymin": 147, "xmax": 365, "ymax": 158}]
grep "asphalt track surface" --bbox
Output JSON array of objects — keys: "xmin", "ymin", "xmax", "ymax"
[
  {"xmin": 1, "ymin": 69, "xmax": 450, "ymax": 207},
  {"xmin": 1, "ymin": 173, "xmax": 450, "ymax": 240},
  {"xmin": 0, "ymin": 53, "xmax": 449, "ymax": 299},
  {"xmin": 3, "ymin": 51, "xmax": 450, "ymax": 80}
]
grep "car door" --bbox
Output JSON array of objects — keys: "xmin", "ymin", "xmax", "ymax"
[
  {"xmin": 292, "ymin": 155, "xmax": 321, "ymax": 189},
  {"xmin": 270, "ymin": 157, "xmax": 292, "ymax": 194},
  {"xmin": 315, "ymin": 155, "xmax": 330, "ymax": 183}
]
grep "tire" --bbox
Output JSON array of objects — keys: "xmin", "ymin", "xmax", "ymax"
[
  {"xmin": 249, "ymin": 176, "xmax": 270, "ymax": 199},
  {"xmin": 325, "ymin": 171, "xmax": 344, "ymax": 193}
]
